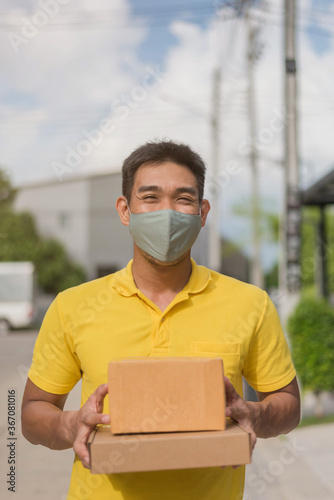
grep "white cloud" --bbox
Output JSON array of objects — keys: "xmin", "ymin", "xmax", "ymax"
[
  {"xmin": 0, "ymin": 0, "xmax": 147, "ymax": 183},
  {"xmin": 1, "ymin": 0, "xmax": 334, "ymax": 229}
]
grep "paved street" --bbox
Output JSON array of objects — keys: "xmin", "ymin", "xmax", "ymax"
[
  {"xmin": 0, "ymin": 331, "xmax": 333, "ymax": 500},
  {"xmin": 0, "ymin": 331, "xmax": 81, "ymax": 500},
  {"xmin": 244, "ymin": 423, "xmax": 334, "ymax": 500}
]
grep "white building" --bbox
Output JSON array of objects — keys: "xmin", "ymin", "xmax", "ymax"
[{"xmin": 15, "ymin": 172, "xmax": 208, "ymax": 280}]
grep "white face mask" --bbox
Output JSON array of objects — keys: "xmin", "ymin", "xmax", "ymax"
[{"xmin": 128, "ymin": 208, "xmax": 202, "ymax": 263}]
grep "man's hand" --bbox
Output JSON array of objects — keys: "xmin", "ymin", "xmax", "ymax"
[
  {"xmin": 71, "ymin": 383, "xmax": 110, "ymax": 469},
  {"xmin": 22, "ymin": 379, "xmax": 110, "ymax": 471},
  {"xmin": 224, "ymin": 377, "xmax": 257, "ymax": 453},
  {"xmin": 224, "ymin": 375, "xmax": 300, "ymax": 443}
]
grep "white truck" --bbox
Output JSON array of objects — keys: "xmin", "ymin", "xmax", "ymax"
[{"xmin": 0, "ymin": 262, "xmax": 35, "ymax": 334}]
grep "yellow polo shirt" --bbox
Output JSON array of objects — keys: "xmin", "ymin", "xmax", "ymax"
[{"xmin": 28, "ymin": 259, "xmax": 296, "ymax": 500}]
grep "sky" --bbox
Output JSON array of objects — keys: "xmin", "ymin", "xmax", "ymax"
[{"xmin": 1, "ymin": 0, "xmax": 334, "ymax": 270}]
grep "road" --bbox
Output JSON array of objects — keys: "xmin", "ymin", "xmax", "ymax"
[
  {"xmin": 0, "ymin": 331, "xmax": 333, "ymax": 500},
  {"xmin": 0, "ymin": 331, "xmax": 81, "ymax": 500}
]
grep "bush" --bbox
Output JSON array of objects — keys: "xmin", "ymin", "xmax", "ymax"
[
  {"xmin": 0, "ymin": 210, "xmax": 40, "ymax": 261},
  {"xmin": 0, "ymin": 210, "xmax": 86, "ymax": 294},
  {"xmin": 287, "ymin": 297, "xmax": 334, "ymax": 395},
  {"xmin": 0, "ymin": 169, "xmax": 86, "ymax": 294},
  {"xmin": 35, "ymin": 238, "xmax": 86, "ymax": 293}
]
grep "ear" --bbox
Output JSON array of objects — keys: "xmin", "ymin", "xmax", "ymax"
[
  {"xmin": 116, "ymin": 196, "xmax": 130, "ymax": 226},
  {"xmin": 200, "ymin": 199, "xmax": 210, "ymax": 227}
]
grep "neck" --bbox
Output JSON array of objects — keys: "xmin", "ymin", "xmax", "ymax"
[{"xmin": 131, "ymin": 246, "xmax": 192, "ymax": 310}]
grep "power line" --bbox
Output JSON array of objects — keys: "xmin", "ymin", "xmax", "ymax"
[
  {"xmin": 0, "ymin": 2, "xmax": 333, "ymax": 35},
  {"xmin": 0, "ymin": 4, "xmax": 218, "ymax": 31}
]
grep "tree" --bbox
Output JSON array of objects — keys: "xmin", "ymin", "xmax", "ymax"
[
  {"xmin": 0, "ymin": 168, "xmax": 16, "ymax": 207},
  {"xmin": 232, "ymin": 198, "xmax": 280, "ymax": 289},
  {"xmin": 233, "ymin": 203, "xmax": 334, "ymax": 295},
  {"xmin": 35, "ymin": 238, "xmax": 86, "ymax": 294},
  {"xmin": 0, "ymin": 169, "xmax": 86, "ymax": 294},
  {"xmin": 301, "ymin": 206, "xmax": 334, "ymax": 295},
  {"xmin": 300, "ymin": 207, "xmax": 319, "ymax": 290},
  {"xmin": 232, "ymin": 198, "xmax": 280, "ymax": 244},
  {"xmin": 265, "ymin": 261, "xmax": 278, "ymax": 290},
  {"xmin": 0, "ymin": 211, "xmax": 40, "ymax": 261},
  {"xmin": 287, "ymin": 296, "xmax": 334, "ymax": 417}
]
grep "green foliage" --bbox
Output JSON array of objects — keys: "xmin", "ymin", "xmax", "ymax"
[
  {"xmin": 0, "ymin": 169, "xmax": 16, "ymax": 208},
  {"xmin": 232, "ymin": 198, "xmax": 280, "ymax": 243},
  {"xmin": 287, "ymin": 297, "xmax": 334, "ymax": 393},
  {"xmin": 0, "ymin": 168, "xmax": 86, "ymax": 294},
  {"xmin": 265, "ymin": 261, "xmax": 278, "ymax": 289},
  {"xmin": 35, "ymin": 239, "xmax": 86, "ymax": 294},
  {"xmin": 301, "ymin": 206, "xmax": 334, "ymax": 294},
  {"xmin": 325, "ymin": 210, "xmax": 334, "ymax": 294},
  {"xmin": 233, "ymin": 202, "xmax": 334, "ymax": 295},
  {"xmin": 300, "ymin": 207, "xmax": 318, "ymax": 289},
  {"xmin": 298, "ymin": 413, "xmax": 334, "ymax": 428},
  {"xmin": 0, "ymin": 210, "xmax": 39, "ymax": 261}
]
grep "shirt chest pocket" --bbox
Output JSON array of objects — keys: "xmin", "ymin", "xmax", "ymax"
[{"xmin": 191, "ymin": 341, "xmax": 241, "ymax": 386}]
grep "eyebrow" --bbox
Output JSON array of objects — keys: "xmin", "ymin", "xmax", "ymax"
[{"xmin": 137, "ymin": 185, "xmax": 198, "ymax": 197}]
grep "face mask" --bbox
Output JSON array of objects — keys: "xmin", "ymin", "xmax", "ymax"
[{"xmin": 128, "ymin": 208, "xmax": 202, "ymax": 263}]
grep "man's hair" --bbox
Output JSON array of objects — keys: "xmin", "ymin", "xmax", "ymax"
[{"xmin": 122, "ymin": 140, "xmax": 206, "ymax": 202}]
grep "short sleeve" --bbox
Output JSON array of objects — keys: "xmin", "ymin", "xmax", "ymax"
[
  {"xmin": 243, "ymin": 292, "xmax": 296, "ymax": 392},
  {"xmin": 28, "ymin": 295, "xmax": 82, "ymax": 394}
]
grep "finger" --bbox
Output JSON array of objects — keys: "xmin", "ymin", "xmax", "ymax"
[
  {"xmin": 74, "ymin": 417, "xmax": 108, "ymax": 469},
  {"xmin": 224, "ymin": 376, "xmax": 234, "ymax": 390},
  {"xmin": 95, "ymin": 383, "xmax": 109, "ymax": 398},
  {"xmin": 224, "ymin": 377, "xmax": 239, "ymax": 406},
  {"xmin": 250, "ymin": 431, "xmax": 257, "ymax": 451},
  {"xmin": 225, "ymin": 406, "xmax": 231, "ymax": 417},
  {"xmin": 92, "ymin": 383, "xmax": 109, "ymax": 413},
  {"xmin": 82, "ymin": 411, "xmax": 110, "ymax": 427},
  {"xmin": 73, "ymin": 438, "xmax": 91, "ymax": 469},
  {"xmin": 225, "ymin": 401, "xmax": 243, "ymax": 420}
]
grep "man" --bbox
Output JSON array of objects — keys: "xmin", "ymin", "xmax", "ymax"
[{"xmin": 22, "ymin": 140, "xmax": 300, "ymax": 500}]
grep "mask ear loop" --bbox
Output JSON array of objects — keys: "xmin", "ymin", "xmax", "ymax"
[{"xmin": 126, "ymin": 200, "xmax": 132, "ymax": 215}]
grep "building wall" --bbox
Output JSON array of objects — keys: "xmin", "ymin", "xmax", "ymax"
[
  {"xmin": 15, "ymin": 178, "xmax": 90, "ymax": 268},
  {"xmin": 88, "ymin": 173, "xmax": 133, "ymax": 278},
  {"xmin": 191, "ymin": 225, "xmax": 208, "ymax": 267},
  {"xmin": 220, "ymin": 239, "xmax": 249, "ymax": 283}
]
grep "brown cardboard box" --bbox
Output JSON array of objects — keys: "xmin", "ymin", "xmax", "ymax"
[
  {"xmin": 108, "ymin": 357, "xmax": 225, "ymax": 434},
  {"xmin": 88, "ymin": 421, "xmax": 251, "ymax": 474}
]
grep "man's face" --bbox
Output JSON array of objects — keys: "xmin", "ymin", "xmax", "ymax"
[
  {"xmin": 116, "ymin": 161, "xmax": 210, "ymax": 266},
  {"xmin": 129, "ymin": 161, "xmax": 202, "ymax": 216}
]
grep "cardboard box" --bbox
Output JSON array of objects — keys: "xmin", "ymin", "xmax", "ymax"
[
  {"xmin": 88, "ymin": 420, "xmax": 251, "ymax": 474},
  {"xmin": 108, "ymin": 357, "xmax": 225, "ymax": 434}
]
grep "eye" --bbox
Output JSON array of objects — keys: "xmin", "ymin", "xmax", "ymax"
[
  {"xmin": 143, "ymin": 195, "xmax": 158, "ymax": 200},
  {"xmin": 178, "ymin": 197, "xmax": 195, "ymax": 203}
]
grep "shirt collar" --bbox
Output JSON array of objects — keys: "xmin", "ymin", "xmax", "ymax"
[
  {"xmin": 111, "ymin": 260, "xmax": 138, "ymax": 297},
  {"xmin": 111, "ymin": 258, "xmax": 212, "ymax": 298},
  {"xmin": 183, "ymin": 258, "xmax": 212, "ymax": 294}
]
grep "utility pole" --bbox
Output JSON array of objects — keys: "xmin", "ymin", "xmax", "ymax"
[
  {"xmin": 245, "ymin": 5, "xmax": 264, "ymax": 288},
  {"xmin": 208, "ymin": 66, "xmax": 222, "ymax": 271},
  {"xmin": 280, "ymin": 0, "xmax": 301, "ymax": 318}
]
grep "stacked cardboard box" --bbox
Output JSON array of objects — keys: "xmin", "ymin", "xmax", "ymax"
[
  {"xmin": 108, "ymin": 357, "xmax": 226, "ymax": 434},
  {"xmin": 88, "ymin": 357, "xmax": 251, "ymax": 474}
]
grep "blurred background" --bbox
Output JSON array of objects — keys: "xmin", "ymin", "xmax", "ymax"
[{"xmin": 0, "ymin": 0, "xmax": 334, "ymax": 498}]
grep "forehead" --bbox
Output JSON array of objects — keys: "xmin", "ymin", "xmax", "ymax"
[{"xmin": 133, "ymin": 161, "xmax": 198, "ymax": 189}]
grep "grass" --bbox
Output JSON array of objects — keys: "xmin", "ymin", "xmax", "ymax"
[{"xmin": 297, "ymin": 413, "xmax": 334, "ymax": 428}]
